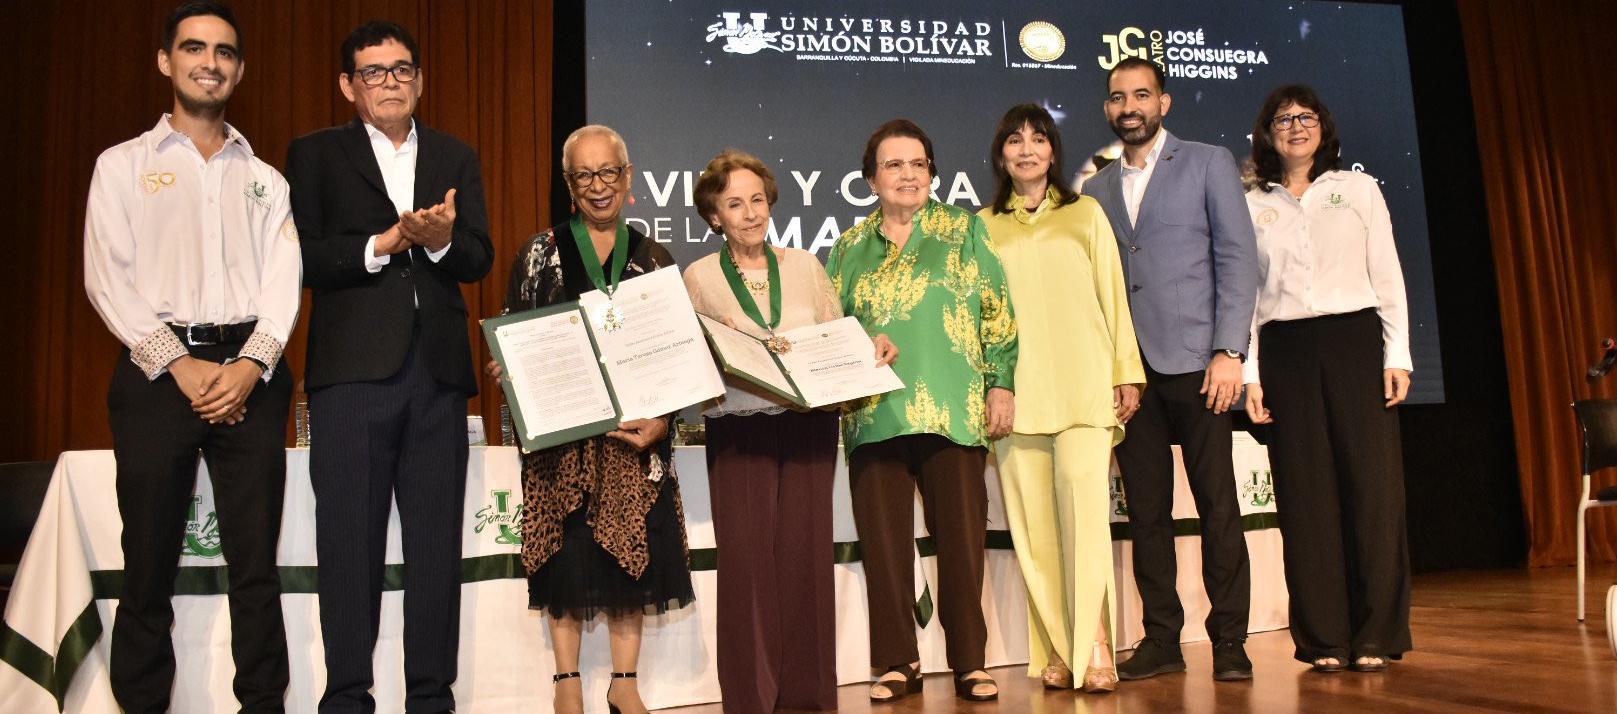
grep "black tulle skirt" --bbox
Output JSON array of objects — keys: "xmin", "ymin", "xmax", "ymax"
[{"xmin": 527, "ymin": 476, "xmax": 695, "ymax": 620}]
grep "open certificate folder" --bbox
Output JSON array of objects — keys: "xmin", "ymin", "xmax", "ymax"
[
  {"xmin": 482, "ymin": 267, "xmax": 725, "ymax": 452},
  {"xmin": 697, "ymin": 314, "xmax": 905, "ymax": 408}
]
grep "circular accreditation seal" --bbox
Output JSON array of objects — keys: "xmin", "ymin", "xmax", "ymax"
[
  {"xmin": 1258, "ymin": 208, "xmax": 1280, "ymax": 226},
  {"xmin": 1019, "ymin": 21, "xmax": 1066, "ymax": 63}
]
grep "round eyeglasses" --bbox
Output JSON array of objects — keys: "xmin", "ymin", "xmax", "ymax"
[{"xmin": 565, "ymin": 165, "xmax": 627, "ymax": 188}]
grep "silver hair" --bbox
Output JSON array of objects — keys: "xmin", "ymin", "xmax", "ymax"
[{"xmin": 561, "ymin": 124, "xmax": 630, "ymax": 172}]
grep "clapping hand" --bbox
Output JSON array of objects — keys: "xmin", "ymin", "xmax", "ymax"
[{"xmin": 400, "ymin": 188, "xmax": 458, "ymax": 252}]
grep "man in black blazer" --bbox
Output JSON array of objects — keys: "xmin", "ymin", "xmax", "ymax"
[{"xmin": 286, "ymin": 20, "xmax": 492, "ymax": 714}]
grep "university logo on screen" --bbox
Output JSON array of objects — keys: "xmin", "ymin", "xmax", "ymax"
[
  {"xmin": 1098, "ymin": 25, "xmax": 1270, "ymax": 81},
  {"xmin": 705, "ymin": 11, "xmax": 996, "ymax": 65}
]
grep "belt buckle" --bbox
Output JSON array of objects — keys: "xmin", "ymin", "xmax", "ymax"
[{"xmin": 185, "ymin": 323, "xmax": 218, "ymax": 346}]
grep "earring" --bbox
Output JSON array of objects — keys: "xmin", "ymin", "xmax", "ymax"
[{"xmin": 628, "ymin": 195, "xmax": 637, "ymax": 206}]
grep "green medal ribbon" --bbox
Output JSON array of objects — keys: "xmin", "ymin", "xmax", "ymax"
[
  {"xmin": 719, "ymin": 243, "xmax": 782, "ymax": 333},
  {"xmin": 569, "ymin": 214, "xmax": 630, "ymax": 297}
]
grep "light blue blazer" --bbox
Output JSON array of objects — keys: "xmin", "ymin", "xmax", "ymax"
[{"xmin": 1081, "ymin": 130, "xmax": 1259, "ymax": 375}]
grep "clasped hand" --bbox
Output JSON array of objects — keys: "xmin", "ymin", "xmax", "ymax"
[{"xmin": 170, "ymin": 355, "xmax": 262, "ymax": 425}]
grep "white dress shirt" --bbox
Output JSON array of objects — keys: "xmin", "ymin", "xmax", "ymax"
[
  {"xmin": 1243, "ymin": 169, "xmax": 1412, "ymax": 384},
  {"xmin": 83, "ymin": 115, "xmax": 301, "ymax": 380},
  {"xmin": 361, "ymin": 120, "xmax": 450, "ymax": 275},
  {"xmin": 1119, "ymin": 127, "xmax": 1169, "ymax": 228}
]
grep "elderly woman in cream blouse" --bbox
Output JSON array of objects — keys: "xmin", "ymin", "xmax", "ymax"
[{"xmin": 683, "ymin": 148, "xmax": 896, "ymax": 713}]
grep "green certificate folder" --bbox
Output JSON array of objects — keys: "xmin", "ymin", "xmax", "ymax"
[
  {"xmin": 481, "ymin": 302, "xmax": 621, "ymax": 452},
  {"xmin": 696, "ymin": 314, "xmax": 905, "ymax": 409}
]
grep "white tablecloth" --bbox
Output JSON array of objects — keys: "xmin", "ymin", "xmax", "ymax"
[{"xmin": 0, "ymin": 435, "xmax": 1285, "ymax": 713}]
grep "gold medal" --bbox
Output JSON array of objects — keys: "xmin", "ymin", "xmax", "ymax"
[
  {"xmin": 765, "ymin": 334, "xmax": 792, "ymax": 354},
  {"xmin": 600, "ymin": 303, "xmax": 626, "ymax": 332}
]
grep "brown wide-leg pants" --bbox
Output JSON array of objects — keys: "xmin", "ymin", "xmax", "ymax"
[
  {"xmin": 705, "ymin": 409, "xmax": 840, "ymax": 712},
  {"xmin": 848, "ymin": 433, "xmax": 989, "ymax": 673}
]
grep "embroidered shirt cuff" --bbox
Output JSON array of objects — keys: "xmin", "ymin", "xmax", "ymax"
[
  {"xmin": 238, "ymin": 331, "xmax": 283, "ymax": 381},
  {"xmin": 132, "ymin": 328, "xmax": 189, "ymax": 380}
]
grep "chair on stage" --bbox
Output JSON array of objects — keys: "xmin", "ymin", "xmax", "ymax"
[
  {"xmin": 0, "ymin": 460, "xmax": 54, "ymax": 605},
  {"xmin": 1573, "ymin": 399, "xmax": 1617, "ymax": 622}
]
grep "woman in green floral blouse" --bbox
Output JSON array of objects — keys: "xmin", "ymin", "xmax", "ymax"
[{"xmin": 826, "ymin": 119, "xmax": 1019, "ymax": 704}]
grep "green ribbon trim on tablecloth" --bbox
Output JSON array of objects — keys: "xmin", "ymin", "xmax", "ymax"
[
  {"xmin": 1, "ymin": 602, "xmax": 100, "ymax": 711},
  {"xmin": 0, "ymin": 517, "xmax": 1276, "ymax": 704}
]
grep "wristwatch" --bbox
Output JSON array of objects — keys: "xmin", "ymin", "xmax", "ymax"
[{"xmin": 1220, "ymin": 349, "xmax": 1246, "ymax": 362}]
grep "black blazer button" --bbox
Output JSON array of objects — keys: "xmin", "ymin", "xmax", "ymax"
[
  {"xmin": 400, "ymin": 268, "xmax": 412, "ymax": 279},
  {"xmin": 1130, "ymin": 284, "xmax": 1141, "ymax": 293},
  {"xmin": 1129, "ymin": 245, "xmax": 1140, "ymax": 253}
]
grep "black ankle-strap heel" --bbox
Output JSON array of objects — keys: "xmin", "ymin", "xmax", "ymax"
[
  {"xmin": 552, "ymin": 670, "xmax": 581, "ymax": 683},
  {"xmin": 607, "ymin": 672, "xmax": 637, "ymax": 714}
]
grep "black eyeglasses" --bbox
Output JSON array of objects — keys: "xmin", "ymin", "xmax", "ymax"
[
  {"xmin": 1271, "ymin": 112, "xmax": 1320, "ymax": 131},
  {"xmin": 565, "ymin": 165, "xmax": 627, "ymax": 188},
  {"xmin": 353, "ymin": 63, "xmax": 418, "ymax": 87}
]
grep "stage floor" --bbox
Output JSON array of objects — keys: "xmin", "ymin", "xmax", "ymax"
[{"xmin": 670, "ymin": 566, "xmax": 1617, "ymax": 713}]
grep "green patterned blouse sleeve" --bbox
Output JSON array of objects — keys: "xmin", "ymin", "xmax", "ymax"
[
  {"xmin": 966, "ymin": 211, "xmax": 1018, "ymax": 393},
  {"xmin": 827, "ymin": 199, "xmax": 1019, "ymax": 453}
]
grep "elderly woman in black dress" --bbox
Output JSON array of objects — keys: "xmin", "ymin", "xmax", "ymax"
[{"xmin": 490, "ymin": 124, "xmax": 692, "ymax": 714}]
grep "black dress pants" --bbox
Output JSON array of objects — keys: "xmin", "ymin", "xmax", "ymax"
[
  {"xmin": 1258, "ymin": 309, "xmax": 1411, "ymax": 662},
  {"xmin": 108, "ymin": 344, "xmax": 292, "ymax": 714},
  {"xmin": 310, "ymin": 329, "xmax": 469, "ymax": 714},
  {"xmin": 1114, "ymin": 364, "xmax": 1251, "ymax": 645}
]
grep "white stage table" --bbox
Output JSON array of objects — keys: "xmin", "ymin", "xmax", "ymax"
[{"xmin": 0, "ymin": 435, "xmax": 1285, "ymax": 713}]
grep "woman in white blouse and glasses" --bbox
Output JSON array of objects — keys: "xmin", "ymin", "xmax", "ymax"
[{"xmin": 1241, "ymin": 84, "xmax": 1413, "ymax": 675}]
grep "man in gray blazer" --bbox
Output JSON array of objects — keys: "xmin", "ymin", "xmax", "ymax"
[{"xmin": 1081, "ymin": 57, "xmax": 1260, "ymax": 682}]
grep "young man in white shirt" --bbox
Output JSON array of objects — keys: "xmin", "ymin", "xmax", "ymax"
[{"xmin": 82, "ymin": 2, "xmax": 301, "ymax": 711}]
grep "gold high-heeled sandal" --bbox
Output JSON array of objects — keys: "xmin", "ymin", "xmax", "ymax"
[
  {"xmin": 1041, "ymin": 656, "xmax": 1073, "ymax": 689},
  {"xmin": 1082, "ymin": 641, "xmax": 1118, "ymax": 693}
]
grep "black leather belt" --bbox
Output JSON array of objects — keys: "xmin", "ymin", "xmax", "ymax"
[{"xmin": 169, "ymin": 320, "xmax": 258, "ymax": 346}]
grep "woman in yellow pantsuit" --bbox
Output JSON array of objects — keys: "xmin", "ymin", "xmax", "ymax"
[{"xmin": 977, "ymin": 104, "xmax": 1145, "ymax": 693}]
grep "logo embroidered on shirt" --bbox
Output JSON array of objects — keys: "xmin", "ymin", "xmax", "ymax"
[
  {"xmin": 139, "ymin": 172, "xmax": 176, "ymax": 194},
  {"xmin": 1322, "ymin": 192, "xmax": 1349, "ymax": 209},
  {"xmin": 1257, "ymin": 208, "xmax": 1279, "ymax": 225},
  {"xmin": 244, "ymin": 180, "xmax": 271, "ymax": 209}
]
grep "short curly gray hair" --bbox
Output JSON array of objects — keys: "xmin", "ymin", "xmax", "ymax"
[{"xmin": 561, "ymin": 124, "xmax": 629, "ymax": 172}]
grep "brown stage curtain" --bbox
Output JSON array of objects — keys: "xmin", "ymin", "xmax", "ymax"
[
  {"xmin": 0, "ymin": 1, "xmax": 553, "ymax": 463},
  {"xmin": 1460, "ymin": 1, "xmax": 1617, "ymax": 566}
]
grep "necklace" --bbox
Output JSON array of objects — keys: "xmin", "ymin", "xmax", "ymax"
[
  {"xmin": 720, "ymin": 244, "xmax": 789, "ymax": 353},
  {"xmin": 741, "ymin": 272, "xmax": 770, "ymax": 293}
]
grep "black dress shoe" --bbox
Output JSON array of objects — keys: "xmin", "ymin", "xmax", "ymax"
[
  {"xmin": 1117, "ymin": 638, "xmax": 1186, "ymax": 680},
  {"xmin": 1212, "ymin": 640, "xmax": 1254, "ymax": 681}
]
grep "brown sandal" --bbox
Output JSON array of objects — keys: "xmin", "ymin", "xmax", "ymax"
[
  {"xmin": 954, "ymin": 670, "xmax": 998, "ymax": 701},
  {"xmin": 870, "ymin": 663, "xmax": 922, "ymax": 703}
]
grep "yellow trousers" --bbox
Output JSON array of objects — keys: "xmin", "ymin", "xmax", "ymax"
[{"xmin": 995, "ymin": 427, "xmax": 1117, "ymax": 683}]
